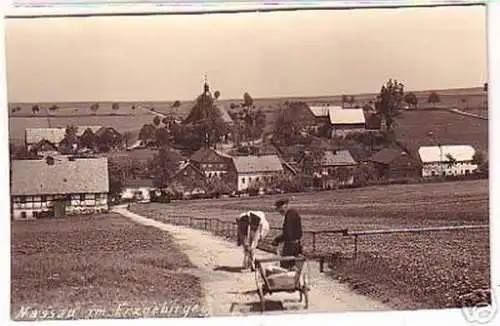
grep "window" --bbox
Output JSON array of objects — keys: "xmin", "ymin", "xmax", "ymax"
[
  {"xmin": 41, "ymin": 195, "xmax": 47, "ymax": 202},
  {"xmin": 20, "ymin": 212, "xmax": 26, "ymax": 218},
  {"xmin": 249, "ymin": 177, "xmax": 252, "ymax": 183},
  {"xmin": 20, "ymin": 196, "xmax": 26, "ymax": 203},
  {"xmin": 256, "ymin": 177, "xmax": 260, "ymax": 182},
  {"xmin": 33, "ymin": 211, "xmax": 39, "ymax": 218},
  {"xmin": 242, "ymin": 178, "xmax": 246, "ymax": 184},
  {"xmin": 80, "ymin": 194, "xmax": 85, "ymax": 201}
]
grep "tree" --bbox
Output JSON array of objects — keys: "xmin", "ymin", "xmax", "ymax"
[
  {"xmin": 108, "ymin": 158, "xmax": 126, "ymax": 200},
  {"xmin": 273, "ymin": 102, "xmax": 311, "ymax": 146},
  {"xmin": 96, "ymin": 128, "xmax": 123, "ymax": 152},
  {"xmin": 243, "ymin": 92, "xmax": 253, "ymax": 108},
  {"xmin": 375, "ymin": 79, "xmax": 405, "ymax": 132},
  {"xmin": 348, "ymin": 96, "xmax": 356, "ymax": 108},
  {"xmin": 122, "ymin": 131, "xmax": 134, "ymax": 148},
  {"xmin": 472, "ymin": 151, "xmax": 488, "ymax": 176},
  {"xmin": 242, "ymin": 107, "xmax": 266, "ymax": 141},
  {"xmin": 59, "ymin": 125, "xmax": 79, "ymax": 154},
  {"xmin": 230, "ymin": 103, "xmax": 237, "ymax": 109},
  {"xmin": 427, "ymin": 91, "xmax": 441, "ymax": 107},
  {"xmin": 138, "ymin": 124, "xmax": 156, "ymax": 144},
  {"xmin": 404, "ymin": 92, "xmax": 418, "ymax": 109},
  {"xmin": 341, "ymin": 95, "xmax": 349, "ymax": 107},
  {"xmin": 214, "ymin": 90, "xmax": 221, "ymax": 100},
  {"xmin": 155, "ymin": 127, "xmax": 170, "ymax": 147},
  {"xmin": 445, "ymin": 153, "xmax": 457, "ymax": 169},
  {"xmin": 189, "ymin": 92, "xmax": 230, "ymax": 149},
  {"xmin": 172, "ymin": 100, "xmax": 181, "ymax": 108},
  {"xmin": 153, "ymin": 116, "xmax": 161, "ymax": 127},
  {"xmin": 148, "ymin": 146, "xmax": 182, "ymax": 188},
  {"xmin": 90, "ymin": 103, "xmax": 100, "ymax": 113},
  {"xmin": 112, "ymin": 102, "xmax": 120, "ymax": 111},
  {"xmin": 79, "ymin": 128, "xmax": 97, "ymax": 151},
  {"xmin": 32, "ymin": 104, "xmax": 40, "ymax": 114},
  {"xmin": 173, "ymin": 125, "xmax": 203, "ymax": 152}
]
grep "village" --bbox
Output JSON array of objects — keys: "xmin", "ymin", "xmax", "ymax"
[{"xmin": 8, "ymin": 79, "xmax": 488, "ymax": 220}]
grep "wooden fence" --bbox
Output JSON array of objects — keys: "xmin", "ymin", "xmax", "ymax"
[{"xmin": 160, "ymin": 215, "xmax": 488, "ymax": 272}]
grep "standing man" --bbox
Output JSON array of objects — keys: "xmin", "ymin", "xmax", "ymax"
[{"xmin": 272, "ymin": 198, "xmax": 303, "ymax": 269}]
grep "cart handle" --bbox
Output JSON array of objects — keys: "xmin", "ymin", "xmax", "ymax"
[{"xmin": 255, "ymin": 256, "xmax": 306, "ymax": 264}]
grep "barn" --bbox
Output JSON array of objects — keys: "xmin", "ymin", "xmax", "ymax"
[
  {"xmin": 418, "ymin": 145, "xmax": 478, "ymax": 177},
  {"xmin": 368, "ymin": 147, "xmax": 421, "ymax": 180}
]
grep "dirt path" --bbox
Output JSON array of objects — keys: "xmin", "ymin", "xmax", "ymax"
[
  {"xmin": 448, "ymin": 108, "xmax": 488, "ymax": 120},
  {"xmin": 114, "ymin": 208, "xmax": 389, "ymax": 316}
]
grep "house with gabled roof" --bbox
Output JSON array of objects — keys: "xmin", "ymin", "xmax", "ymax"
[
  {"xmin": 25, "ymin": 126, "xmax": 102, "ymax": 153},
  {"xmin": 189, "ymin": 146, "xmax": 234, "ymax": 179},
  {"xmin": 368, "ymin": 147, "xmax": 421, "ymax": 180},
  {"xmin": 418, "ymin": 145, "xmax": 478, "ymax": 177},
  {"xmin": 168, "ymin": 161, "xmax": 209, "ymax": 196},
  {"xmin": 296, "ymin": 149, "xmax": 358, "ymax": 189},
  {"xmin": 328, "ymin": 107, "xmax": 366, "ymax": 137},
  {"xmin": 10, "ymin": 156, "xmax": 109, "ymax": 220},
  {"xmin": 306, "ymin": 105, "xmax": 368, "ymax": 137},
  {"xmin": 231, "ymin": 155, "xmax": 284, "ymax": 191}
]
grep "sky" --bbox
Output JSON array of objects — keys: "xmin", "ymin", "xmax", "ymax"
[{"xmin": 4, "ymin": 5, "xmax": 487, "ymax": 102}]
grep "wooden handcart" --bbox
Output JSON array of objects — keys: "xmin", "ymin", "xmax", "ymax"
[{"xmin": 254, "ymin": 256, "xmax": 310, "ymax": 312}]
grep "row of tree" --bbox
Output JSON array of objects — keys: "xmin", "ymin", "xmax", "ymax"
[{"xmin": 21, "ymin": 100, "xmax": 184, "ymax": 115}]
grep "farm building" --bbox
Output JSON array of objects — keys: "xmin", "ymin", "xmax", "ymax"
[
  {"xmin": 418, "ymin": 145, "xmax": 478, "ymax": 177},
  {"xmin": 368, "ymin": 147, "xmax": 421, "ymax": 180},
  {"xmin": 189, "ymin": 146, "xmax": 234, "ymax": 178},
  {"xmin": 10, "ymin": 156, "xmax": 109, "ymax": 220},
  {"xmin": 30, "ymin": 139, "xmax": 59, "ymax": 156},
  {"xmin": 169, "ymin": 161, "xmax": 208, "ymax": 196},
  {"xmin": 231, "ymin": 155, "xmax": 284, "ymax": 191},
  {"xmin": 120, "ymin": 178, "xmax": 156, "ymax": 203},
  {"xmin": 306, "ymin": 105, "xmax": 369, "ymax": 136},
  {"xmin": 329, "ymin": 108, "xmax": 366, "ymax": 137},
  {"xmin": 25, "ymin": 126, "xmax": 101, "ymax": 150},
  {"xmin": 297, "ymin": 149, "xmax": 357, "ymax": 189}
]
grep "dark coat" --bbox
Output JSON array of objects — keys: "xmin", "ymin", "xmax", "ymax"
[{"xmin": 274, "ymin": 208, "xmax": 303, "ymax": 243}]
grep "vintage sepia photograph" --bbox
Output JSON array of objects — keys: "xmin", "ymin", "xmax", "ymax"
[{"xmin": 4, "ymin": 3, "xmax": 490, "ymax": 322}]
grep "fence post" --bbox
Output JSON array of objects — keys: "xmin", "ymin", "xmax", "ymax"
[
  {"xmin": 354, "ymin": 235, "xmax": 358, "ymax": 260},
  {"xmin": 312, "ymin": 232, "xmax": 316, "ymax": 253}
]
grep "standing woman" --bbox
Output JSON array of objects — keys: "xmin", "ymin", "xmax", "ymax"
[
  {"xmin": 272, "ymin": 198, "xmax": 303, "ymax": 269},
  {"xmin": 236, "ymin": 211, "xmax": 270, "ymax": 271}
]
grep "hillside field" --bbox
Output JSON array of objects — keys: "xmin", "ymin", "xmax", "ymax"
[
  {"xmin": 130, "ymin": 179, "xmax": 490, "ymax": 310},
  {"xmin": 11, "ymin": 214, "xmax": 203, "ymax": 320},
  {"xmin": 8, "ymin": 87, "xmax": 488, "ymax": 150}
]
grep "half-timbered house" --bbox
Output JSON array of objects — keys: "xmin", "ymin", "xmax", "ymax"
[{"xmin": 10, "ymin": 156, "xmax": 109, "ymax": 220}]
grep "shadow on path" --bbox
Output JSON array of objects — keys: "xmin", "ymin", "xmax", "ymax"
[{"xmin": 214, "ymin": 265, "xmax": 244, "ymax": 273}]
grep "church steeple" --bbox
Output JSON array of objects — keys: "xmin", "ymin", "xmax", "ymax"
[{"xmin": 203, "ymin": 74, "xmax": 210, "ymax": 94}]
